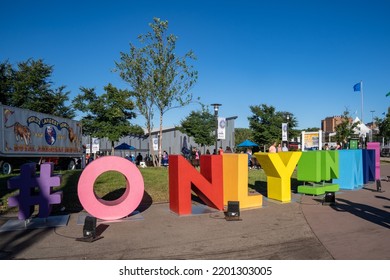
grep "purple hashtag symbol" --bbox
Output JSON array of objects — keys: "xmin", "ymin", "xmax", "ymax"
[{"xmin": 8, "ymin": 162, "xmax": 63, "ymax": 220}]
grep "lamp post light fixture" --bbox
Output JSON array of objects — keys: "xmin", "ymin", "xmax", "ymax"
[{"xmin": 211, "ymin": 103, "xmax": 222, "ymax": 154}]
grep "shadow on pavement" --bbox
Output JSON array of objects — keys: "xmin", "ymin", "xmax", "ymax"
[{"xmin": 331, "ymin": 198, "xmax": 390, "ymax": 229}]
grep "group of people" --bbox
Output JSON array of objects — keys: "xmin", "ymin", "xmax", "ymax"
[
  {"xmin": 125, "ymin": 151, "xmax": 169, "ymax": 167},
  {"xmin": 86, "ymin": 141, "xmax": 293, "ymax": 169},
  {"xmin": 218, "ymin": 146, "xmax": 233, "ymax": 155},
  {"xmin": 268, "ymin": 142, "xmax": 289, "ymax": 153},
  {"xmin": 245, "ymin": 148, "xmax": 262, "ymax": 169},
  {"xmin": 85, "ymin": 150, "xmax": 170, "ymax": 168},
  {"xmin": 181, "ymin": 146, "xmax": 235, "ymax": 167},
  {"xmin": 125, "ymin": 153, "xmax": 144, "ymax": 165},
  {"xmin": 323, "ymin": 142, "xmax": 345, "ymax": 150},
  {"xmin": 85, "ymin": 152, "xmax": 103, "ymax": 165}
]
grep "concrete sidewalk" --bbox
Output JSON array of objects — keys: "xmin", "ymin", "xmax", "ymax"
[
  {"xmin": 0, "ymin": 163, "xmax": 389, "ymax": 260},
  {"xmin": 300, "ymin": 162, "xmax": 390, "ymax": 260}
]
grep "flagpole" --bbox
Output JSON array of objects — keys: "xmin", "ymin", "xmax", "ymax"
[{"xmin": 361, "ymin": 80, "xmax": 363, "ymax": 123}]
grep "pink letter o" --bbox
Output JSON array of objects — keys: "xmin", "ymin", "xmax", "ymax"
[{"xmin": 77, "ymin": 156, "xmax": 144, "ymax": 220}]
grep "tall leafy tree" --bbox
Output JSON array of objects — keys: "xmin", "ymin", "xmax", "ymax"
[
  {"xmin": 179, "ymin": 109, "xmax": 214, "ymax": 152},
  {"xmin": 234, "ymin": 128, "xmax": 253, "ymax": 150},
  {"xmin": 334, "ymin": 108, "xmax": 358, "ymax": 145},
  {"xmin": 0, "ymin": 58, "xmax": 74, "ymax": 118},
  {"xmin": 302, "ymin": 127, "xmax": 320, "ymax": 132},
  {"xmin": 116, "ymin": 42, "xmax": 156, "ymax": 164},
  {"xmin": 0, "ymin": 60, "xmax": 14, "ymax": 104},
  {"xmin": 248, "ymin": 104, "xmax": 297, "ymax": 149},
  {"xmin": 116, "ymin": 17, "xmax": 198, "ymax": 166},
  {"xmin": 72, "ymin": 84, "xmax": 144, "ymax": 154},
  {"xmin": 376, "ymin": 107, "xmax": 390, "ymax": 144}
]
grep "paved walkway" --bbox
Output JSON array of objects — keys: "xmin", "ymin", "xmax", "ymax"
[
  {"xmin": 0, "ymin": 162, "xmax": 389, "ymax": 260},
  {"xmin": 301, "ymin": 164, "xmax": 390, "ymax": 260}
]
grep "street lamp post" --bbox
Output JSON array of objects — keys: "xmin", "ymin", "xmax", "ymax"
[
  {"xmin": 370, "ymin": 110, "xmax": 375, "ymax": 142},
  {"xmin": 286, "ymin": 114, "xmax": 290, "ymax": 149},
  {"xmin": 211, "ymin": 103, "xmax": 222, "ymax": 154},
  {"xmin": 282, "ymin": 114, "xmax": 290, "ymax": 150}
]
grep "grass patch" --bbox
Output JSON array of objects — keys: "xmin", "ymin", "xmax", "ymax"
[
  {"xmin": 140, "ymin": 167, "xmax": 169, "ymax": 203},
  {"xmin": 0, "ymin": 166, "xmax": 171, "ymax": 215}
]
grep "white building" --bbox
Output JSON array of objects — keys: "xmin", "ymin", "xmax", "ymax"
[{"xmin": 83, "ymin": 116, "xmax": 237, "ymax": 158}]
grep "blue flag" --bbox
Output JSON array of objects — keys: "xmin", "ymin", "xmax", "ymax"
[{"xmin": 353, "ymin": 82, "xmax": 361, "ymax": 92}]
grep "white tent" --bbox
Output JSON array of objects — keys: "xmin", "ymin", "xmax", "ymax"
[{"xmin": 352, "ymin": 117, "xmax": 371, "ymax": 136}]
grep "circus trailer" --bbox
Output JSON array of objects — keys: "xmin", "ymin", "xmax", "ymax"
[{"xmin": 0, "ymin": 104, "xmax": 83, "ymax": 174}]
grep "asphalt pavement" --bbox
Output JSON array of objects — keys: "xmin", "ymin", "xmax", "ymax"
[{"xmin": 0, "ymin": 161, "xmax": 389, "ymax": 260}]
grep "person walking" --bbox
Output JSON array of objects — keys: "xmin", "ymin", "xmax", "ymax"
[
  {"xmin": 246, "ymin": 148, "xmax": 253, "ymax": 169},
  {"xmin": 269, "ymin": 142, "xmax": 277, "ymax": 153},
  {"xmin": 324, "ymin": 143, "xmax": 329, "ymax": 150},
  {"xmin": 136, "ymin": 153, "xmax": 143, "ymax": 165},
  {"xmin": 162, "ymin": 150, "xmax": 169, "ymax": 166}
]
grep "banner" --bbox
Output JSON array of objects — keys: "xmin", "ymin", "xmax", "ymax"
[
  {"xmin": 282, "ymin": 123, "xmax": 288, "ymax": 141},
  {"xmin": 92, "ymin": 138, "xmax": 99, "ymax": 153},
  {"xmin": 86, "ymin": 139, "xmax": 100, "ymax": 154},
  {"xmin": 217, "ymin": 117, "xmax": 226, "ymax": 140},
  {"xmin": 153, "ymin": 137, "xmax": 159, "ymax": 151}
]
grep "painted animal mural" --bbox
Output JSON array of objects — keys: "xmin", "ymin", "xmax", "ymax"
[{"xmin": 6, "ymin": 122, "xmax": 31, "ymax": 145}]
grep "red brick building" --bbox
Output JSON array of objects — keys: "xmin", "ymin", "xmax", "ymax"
[{"xmin": 321, "ymin": 116, "xmax": 353, "ymax": 133}]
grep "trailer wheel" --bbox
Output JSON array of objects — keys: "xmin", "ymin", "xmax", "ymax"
[{"xmin": 0, "ymin": 161, "xmax": 12, "ymax": 175}]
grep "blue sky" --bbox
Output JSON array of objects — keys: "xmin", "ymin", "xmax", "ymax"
[{"xmin": 1, "ymin": 0, "xmax": 389, "ymax": 129}]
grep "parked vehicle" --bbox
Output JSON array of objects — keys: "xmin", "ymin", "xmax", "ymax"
[
  {"xmin": 0, "ymin": 104, "xmax": 83, "ymax": 174},
  {"xmin": 288, "ymin": 142, "xmax": 300, "ymax": 151},
  {"xmin": 381, "ymin": 147, "xmax": 390, "ymax": 157}
]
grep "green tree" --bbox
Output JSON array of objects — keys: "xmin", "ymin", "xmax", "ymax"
[
  {"xmin": 376, "ymin": 107, "xmax": 390, "ymax": 143},
  {"xmin": 334, "ymin": 109, "xmax": 358, "ymax": 145},
  {"xmin": 72, "ymin": 84, "xmax": 143, "ymax": 154},
  {"xmin": 0, "ymin": 60, "xmax": 14, "ymax": 104},
  {"xmin": 116, "ymin": 17, "xmax": 198, "ymax": 166},
  {"xmin": 0, "ymin": 58, "xmax": 74, "ymax": 118},
  {"xmin": 116, "ymin": 39, "xmax": 156, "ymax": 164},
  {"xmin": 179, "ymin": 109, "xmax": 214, "ymax": 153},
  {"xmin": 248, "ymin": 104, "xmax": 297, "ymax": 150},
  {"xmin": 234, "ymin": 128, "xmax": 253, "ymax": 150},
  {"xmin": 303, "ymin": 127, "xmax": 320, "ymax": 132}
]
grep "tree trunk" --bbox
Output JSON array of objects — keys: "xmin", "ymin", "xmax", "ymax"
[
  {"xmin": 158, "ymin": 111, "xmax": 163, "ymax": 167},
  {"xmin": 89, "ymin": 136, "xmax": 93, "ymax": 158},
  {"xmin": 147, "ymin": 123, "xmax": 157, "ymax": 167}
]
